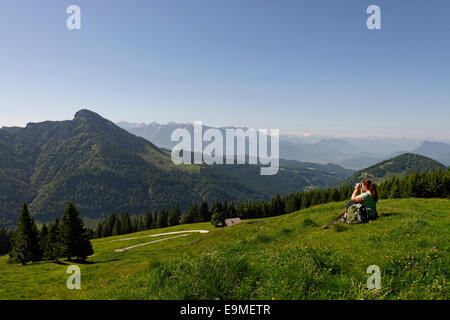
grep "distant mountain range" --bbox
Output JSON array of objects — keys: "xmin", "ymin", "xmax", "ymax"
[
  {"xmin": 343, "ymin": 153, "xmax": 446, "ymax": 185},
  {"xmin": 118, "ymin": 121, "xmax": 450, "ymax": 168},
  {"xmin": 0, "ymin": 110, "xmax": 352, "ymax": 227},
  {"xmin": 412, "ymin": 141, "xmax": 450, "ymax": 167}
]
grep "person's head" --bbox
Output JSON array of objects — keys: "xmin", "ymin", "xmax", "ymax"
[{"xmin": 361, "ymin": 179, "xmax": 378, "ymax": 202}]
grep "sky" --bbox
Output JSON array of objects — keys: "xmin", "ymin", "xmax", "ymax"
[{"xmin": 0, "ymin": 0, "xmax": 449, "ymax": 139}]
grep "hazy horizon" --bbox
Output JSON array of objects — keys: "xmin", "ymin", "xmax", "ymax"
[{"xmin": 2, "ymin": 109, "xmax": 450, "ymax": 142}]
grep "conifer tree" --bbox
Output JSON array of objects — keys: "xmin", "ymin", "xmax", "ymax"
[
  {"xmin": 167, "ymin": 205, "xmax": 180, "ymax": 226},
  {"xmin": 180, "ymin": 204, "xmax": 197, "ymax": 224},
  {"xmin": 39, "ymin": 224, "xmax": 49, "ymax": 258},
  {"xmin": 261, "ymin": 201, "xmax": 269, "ymax": 217},
  {"xmin": 120, "ymin": 212, "xmax": 132, "ymax": 234},
  {"xmin": 131, "ymin": 217, "xmax": 138, "ymax": 233},
  {"xmin": 401, "ymin": 178, "xmax": 413, "ymax": 199},
  {"xmin": 222, "ymin": 201, "xmax": 228, "ymax": 219},
  {"xmin": 46, "ymin": 218, "xmax": 64, "ymax": 260},
  {"xmin": 9, "ymin": 204, "xmax": 42, "ymax": 264},
  {"xmin": 389, "ymin": 178, "xmax": 402, "ymax": 199},
  {"xmin": 60, "ymin": 202, "xmax": 94, "ymax": 261},
  {"xmin": 112, "ymin": 218, "xmax": 122, "ymax": 236},
  {"xmin": 284, "ymin": 194, "xmax": 296, "ymax": 213},
  {"xmin": 228, "ymin": 201, "xmax": 237, "ymax": 218},
  {"xmin": 0, "ymin": 228, "xmax": 14, "ymax": 255},
  {"xmin": 210, "ymin": 202, "xmax": 226, "ymax": 227},
  {"xmin": 95, "ymin": 222, "xmax": 103, "ymax": 239},
  {"xmin": 156, "ymin": 209, "xmax": 169, "ymax": 228},
  {"xmin": 236, "ymin": 201, "xmax": 245, "ymax": 218},
  {"xmin": 103, "ymin": 213, "xmax": 118, "ymax": 237},
  {"xmin": 189, "ymin": 203, "xmax": 200, "ymax": 222},
  {"xmin": 152, "ymin": 211, "xmax": 159, "ymax": 228},
  {"xmin": 144, "ymin": 210, "xmax": 153, "ymax": 230},
  {"xmin": 269, "ymin": 194, "xmax": 285, "ymax": 216},
  {"xmin": 199, "ymin": 201, "xmax": 210, "ymax": 222},
  {"xmin": 137, "ymin": 216, "xmax": 145, "ymax": 231}
]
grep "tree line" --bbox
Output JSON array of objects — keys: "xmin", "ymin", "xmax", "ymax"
[
  {"xmin": 1, "ymin": 168, "xmax": 449, "ymax": 255},
  {"xmin": 89, "ymin": 168, "xmax": 450, "ymax": 239}
]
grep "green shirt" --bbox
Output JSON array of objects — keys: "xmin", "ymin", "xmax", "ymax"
[{"xmin": 360, "ymin": 191, "xmax": 377, "ymax": 218}]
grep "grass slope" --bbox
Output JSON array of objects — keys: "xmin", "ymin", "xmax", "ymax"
[{"xmin": 0, "ymin": 198, "xmax": 448, "ymax": 300}]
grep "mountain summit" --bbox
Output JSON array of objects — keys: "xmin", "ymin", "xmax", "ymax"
[{"xmin": 74, "ymin": 109, "xmax": 104, "ymax": 120}]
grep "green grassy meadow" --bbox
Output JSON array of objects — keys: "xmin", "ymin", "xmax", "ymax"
[{"xmin": 0, "ymin": 198, "xmax": 448, "ymax": 300}]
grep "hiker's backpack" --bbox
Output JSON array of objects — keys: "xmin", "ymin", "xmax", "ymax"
[{"xmin": 344, "ymin": 204, "xmax": 369, "ymax": 224}]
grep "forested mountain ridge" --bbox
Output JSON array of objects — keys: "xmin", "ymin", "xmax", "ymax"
[
  {"xmin": 0, "ymin": 110, "xmax": 352, "ymax": 227},
  {"xmin": 344, "ymin": 153, "xmax": 446, "ymax": 185}
]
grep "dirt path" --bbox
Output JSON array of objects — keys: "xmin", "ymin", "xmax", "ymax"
[
  {"xmin": 114, "ymin": 234, "xmax": 192, "ymax": 252},
  {"xmin": 110, "ymin": 230, "xmax": 209, "ymax": 242}
]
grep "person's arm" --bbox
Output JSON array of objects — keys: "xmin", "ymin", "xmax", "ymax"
[{"xmin": 351, "ymin": 185, "xmax": 363, "ymax": 202}]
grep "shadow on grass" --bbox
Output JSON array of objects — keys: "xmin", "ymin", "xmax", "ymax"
[
  {"xmin": 52, "ymin": 258, "xmax": 120, "ymax": 265},
  {"xmin": 381, "ymin": 212, "xmax": 401, "ymax": 217}
]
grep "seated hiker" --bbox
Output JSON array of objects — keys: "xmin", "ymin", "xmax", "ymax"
[{"xmin": 345, "ymin": 179, "xmax": 379, "ymax": 221}]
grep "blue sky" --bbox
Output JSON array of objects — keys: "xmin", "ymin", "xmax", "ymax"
[{"xmin": 0, "ymin": 0, "xmax": 449, "ymax": 138}]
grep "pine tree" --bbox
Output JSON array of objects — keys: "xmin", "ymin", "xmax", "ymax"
[
  {"xmin": 102, "ymin": 213, "xmax": 118, "ymax": 237},
  {"xmin": 112, "ymin": 218, "xmax": 122, "ymax": 236},
  {"xmin": 168, "ymin": 205, "xmax": 180, "ymax": 226},
  {"xmin": 401, "ymin": 178, "xmax": 413, "ymax": 198},
  {"xmin": 228, "ymin": 201, "xmax": 237, "ymax": 218},
  {"xmin": 144, "ymin": 210, "xmax": 153, "ymax": 230},
  {"xmin": 152, "ymin": 211, "xmax": 159, "ymax": 228},
  {"xmin": 0, "ymin": 228, "xmax": 14, "ymax": 255},
  {"xmin": 427, "ymin": 169, "xmax": 443, "ymax": 198},
  {"xmin": 39, "ymin": 224, "xmax": 49, "ymax": 259},
  {"xmin": 303, "ymin": 192, "xmax": 312, "ymax": 208},
  {"xmin": 378, "ymin": 179, "xmax": 391, "ymax": 200},
  {"xmin": 236, "ymin": 201, "xmax": 245, "ymax": 218},
  {"xmin": 137, "ymin": 216, "xmax": 145, "ymax": 231},
  {"xmin": 181, "ymin": 204, "xmax": 198, "ymax": 224},
  {"xmin": 443, "ymin": 169, "xmax": 450, "ymax": 198},
  {"xmin": 9, "ymin": 204, "xmax": 42, "ymax": 264},
  {"xmin": 95, "ymin": 222, "xmax": 103, "ymax": 239},
  {"xmin": 210, "ymin": 202, "xmax": 226, "ymax": 227},
  {"xmin": 60, "ymin": 202, "xmax": 94, "ymax": 261},
  {"xmin": 190, "ymin": 203, "xmax": 200, "ymax": 222},
  {"xmin": 156, "ymin": 209, "xmax": 169, "ymax": 228},
  {"xmin": 131, "ymin": 217, "xmax": 138, "ymax": 233},
  {"xmin": 46, "ymin": 218, "xmax": 64, "ymax": 260},
  {"xmin": 222, "ymin": 201, "xmax": 229, "ymax": 219},
  {"xmin": 310, "ymin": 191, "xmax": 321, "ymax": 206},
  {"xmin": 261, "ymin": 201, "xmax": 269, "ymax": 217},
  {"xmin": 284, "ymin": 194, "xmax": 296, "ymax": 213},
  {"xmin": 269, "ymin": 194, "xmax": 285, "ymax": 216},
  {"xmin": 199, "ymin": 201, "xmax": 210, "ymax": 222},
  {"xmin": 120, "ymin": 212, "xmax": 132, "ymax": 234},
  {"xmin": 389, "ymin": 178, "xmax": 402, "ymax": 199}
]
